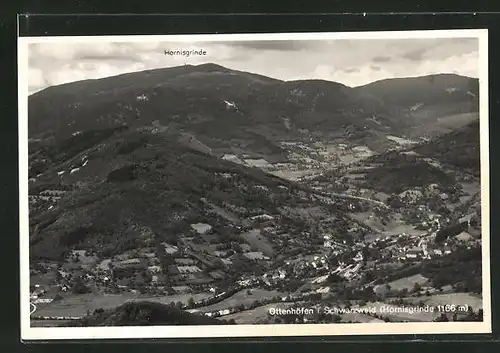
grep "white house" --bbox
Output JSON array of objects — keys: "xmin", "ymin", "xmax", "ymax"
[{"xmin": 190, "ymin": 223, "xmax": 213, "ymax": 235}]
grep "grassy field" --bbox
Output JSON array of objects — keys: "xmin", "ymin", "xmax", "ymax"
[
  {"xmin": 31, "ymin": 319, "xmax": 72, "ymax": 327},
  {"xmin": 269, "ymin": 170, "xmax": 316, "ymax": 181},
  {"xmin": 435, "ymin": 112, "xmax": 479, "ymax": 130},
  {"xmin": 206, "ymin": 202, "xmax": 240, "ymax": 224},
  {"xmin": 197, "ymin": 288, "xmax": 285, "ymax": 312},
  {"xmin": 352, "ymin": 212, "xmax": 424, "ymax": 240},
  {"xmin": 128, "ymin": 292, "xmax": 213, "ymax": 306},
  {"xmin": 71, "ymin": 250, "xmax": 98, "ymax": 266},
  {"xmin": 30, "ymin": 272, "xmax": 58, "ymax": 287},
  {"xmin": 216, "ymin": 302, "xmax": 293, "ymax": 324},
  {"xmin": 240, "ymin": 229, "xmax": 274, "ymax": 256},
  {"xmin": 387, "ymin": 274, "xmax": 429, "ymax": 291}
]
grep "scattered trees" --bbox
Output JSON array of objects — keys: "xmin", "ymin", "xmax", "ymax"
[{"xmin": 72, "ymin": 277, "xmax": 91, "ymax": 294}]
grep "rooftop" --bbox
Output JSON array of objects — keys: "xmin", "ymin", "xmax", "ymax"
[{"xmin": 190, "ymin": 223, "xmax": 213, "ymax": 234}]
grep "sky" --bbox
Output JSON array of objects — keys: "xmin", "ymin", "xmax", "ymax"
[{"xmin": 27, "ymin": 37, "xmax": 479, "ymax": 94}]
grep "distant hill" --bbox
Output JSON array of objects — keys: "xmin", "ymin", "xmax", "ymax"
[
  {"xmin": 362, "ymin": 155, "xmax": 456, "ymax": 194},
  {"xmin": 413, "ymin": 120, "xmax": 480, "ymax": 176},
  {"xmin": 28, "ymin": 64, "xmax": 479, "ymax": 156},
  {"xmin": 354, "ymin": 120, "xmax": 480, "ymax": 194},
  {"xmin": 355, "ymin": 74, "xmax": 479, "ymax": 138},
  {"xmin": 61, "ymin": 301, "xmax": 227, "ymax": 326}
]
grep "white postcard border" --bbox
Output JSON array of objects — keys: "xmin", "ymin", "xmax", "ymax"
[{"xmin": 18, "ymin": 28, "xmax": 491, "ymax": 340}]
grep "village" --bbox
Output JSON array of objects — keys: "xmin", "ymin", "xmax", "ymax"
[{"xmin": 29, "ymin": 177, "xmax": 481, "ymax": 323}]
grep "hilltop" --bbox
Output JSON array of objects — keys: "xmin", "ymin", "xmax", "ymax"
[
  {"xmin": 413, "ymin": 120, "xmax": 480, "ymax": 176},
  {"xmin": 355, "ymin": 74, "xmax": 479, "ymax": 138}
]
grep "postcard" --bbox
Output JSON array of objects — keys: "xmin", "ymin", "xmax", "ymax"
[{"xmin": 18, "ymin": 29, "xmax": 490, "ymax": 340}]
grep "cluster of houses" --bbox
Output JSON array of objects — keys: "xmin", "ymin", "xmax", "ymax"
[
  {"xmin": 368, "ymin": 216, "xmax": 479, "ymax": 265},
  {"xmin": 322, "ymin": 234, "xmax": 353, "ymax": 253},
  {"xmin": 30, "ymin": 285, "xmax": 50, "ymax": 301},
  {"xmin": 331, "ymin": 263, "xmax": 364, "ymax": 280}
]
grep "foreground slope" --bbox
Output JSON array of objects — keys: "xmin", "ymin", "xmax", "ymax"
[{"xmin": 61, "ymin": 301, "xmax": 227, "ymax": 326}]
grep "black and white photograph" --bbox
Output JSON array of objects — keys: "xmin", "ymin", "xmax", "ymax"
[{"xmin": 18, "ymin": 30, "xmax": 491, "ymax": 339}]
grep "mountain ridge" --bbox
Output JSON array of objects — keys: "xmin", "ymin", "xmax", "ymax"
[
  {"xmin": 28, "ymin": 63, "xmax": 479, "ymax": 160},
  {"xmin": 31, "ymin": 65, "xmax": 478, "ymax": 96}
]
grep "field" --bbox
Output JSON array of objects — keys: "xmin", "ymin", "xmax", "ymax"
[
  {"xmin": 352, "ymin": 212, "xmax": 425, "ymax": 240},
  {"xmin": 30, "ymin": 272, "xmax": 58, "ymax": 287},
  {"xmin": 460, "ymin": 181, "xmax": 480, "ymax": 196},
  {"xmin": 358, "ymin": 292, "xmax": 483, "ymax": 322},
  {"xmin": 240, "ymin": 229, "xmax": 275, "ymax": 256},
  {"xmin": 31, "ymin": 319, "xmax": 72, "ymax": 327},
  {"xmin": 70, "ymin": 250, "xmax": 98, "ymax": 267},
  {"xmin": 269, "ymin": 169, "xmax": 317, "ymax": 181},
  {"xmin": 197, "ymin": 288, "xmax": 285, "ymax": 312},
  {"xmin": 387, "ymin": 274, "xmax": 429, "ymax": 291},
  {"xmin": 457, "ymin": 181, "xmax": 480, "ymax": 205},
  {"xmin": 216, "ymin": 302, "xmax": 293, "ymax": 324},
  {"xmin": 33, "ymin": 292, "xmax": 213, "ymax": 318}
]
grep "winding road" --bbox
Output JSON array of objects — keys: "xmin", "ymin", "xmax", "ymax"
[
  {"xmin": 286, "ymin": 173, "xmax": 390, "ymax": 209},
  {"xmin": 308, "ymin": 186, "xmax": 390, "ymax": 209}
]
